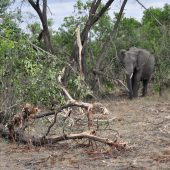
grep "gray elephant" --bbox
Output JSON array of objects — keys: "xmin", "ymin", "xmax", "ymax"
[{"xmin": 119, "ymin": 47, "xmax": 155, "ymax": 99}]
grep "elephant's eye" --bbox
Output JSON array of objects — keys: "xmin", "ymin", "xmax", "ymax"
[{"xmin": 121, "ymin": 61, "xmax": 125, "ymax": 67}]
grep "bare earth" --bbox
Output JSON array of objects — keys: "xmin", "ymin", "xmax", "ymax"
[{"xmin": 0, "ymin": 95, "xmax": 170, "ymax": 170}]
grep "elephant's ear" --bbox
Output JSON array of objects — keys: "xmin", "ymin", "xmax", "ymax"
[
  {"xmin": 136, "ymin": 50, "xmax": 146, "ymax": 70},
  {"xmin": 119, "ymin": 49, "xmax": 126, "ymax": 61}
]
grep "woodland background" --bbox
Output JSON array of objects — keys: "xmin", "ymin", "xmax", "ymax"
[{"xmin": 0, "ymin": 0, "xmax": 170, "ymax": 115}]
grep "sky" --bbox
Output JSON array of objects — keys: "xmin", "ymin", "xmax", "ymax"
[{"xmin": 14, "ymin": 0, "xmax": 170, "ymax": 31}]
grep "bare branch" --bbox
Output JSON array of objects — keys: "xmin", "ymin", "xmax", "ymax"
[
  {"xmin": 36, "ymin": 0, "xmax": 40, "ymax": 6},
  {"xmin": 28, "ymin": 0, "xmax": 39, "ymax": 11},
  {"xmin": 32, "ymin": 102, "xmax": 91, "ymax": 119},
  {"xmin": 43, "ymin": 111, "xmax": 58, "ymax": 137},
  {"xmin": 58, "ymin": 67, "xmax": 75, "ymax": 101},
  {"xmin": 91, "ymin": 0, "xmax": 115, "ymax": 25},
  {"xmin": 75, "ymin": 26, "xmax": 83, "ymax": 75},
  {"xmin": 136, "ymin": 0, "xmax": 163, "ymax": 26},
  {"xmin": 89, "ymin": 0, "xmax": 101, "ymax": 17}
]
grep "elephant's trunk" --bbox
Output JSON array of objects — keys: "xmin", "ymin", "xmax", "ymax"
[{"xmin": 126, "ymin": 73, "xmax": 133, "ymax": 99}]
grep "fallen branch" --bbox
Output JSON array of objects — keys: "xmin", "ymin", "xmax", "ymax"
[
  {"xmin": 43, "ymin": 111, "xmax": 59, "ymax": 137},
  {"xmin": 32, "ymin": 102, "xmax": 92, "ymax": 119},
  {"xmin": 58, "ymin": 67, "xmax": 75, "ymax": 102},
  {"xmin": 0, "ymin": 124, "xmax": 126, "ymax": 149},
  {"xmin": 31, "ymin": 101, "xmax": 110, "ymax": 138},
  {"xmin": 32, "ymin": 101, "xmax": 109, "ymax": 120}
]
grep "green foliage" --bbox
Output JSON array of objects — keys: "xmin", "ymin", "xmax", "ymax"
[
  {"xmin": 0, "ymin": 0, "xmax": 12, "ymax": 14},
  {"xmin": 27, "ymin": 22, "xmax": 41, "ymax": 36},
  {"xmin": 116, "ymin": 17, "xmax": 141, "ymax": 50},
  {"xmin": 140, "ymin": 4, "xmax": 170, "ymax": 92},
  {"xmin": 68, "ymin": 75, "xmax": 92, "ymax": 99},
  {"xmin": 0, "ymin": 15, "xmax": 64, "ymax": 107},
  {"xmin": 142, "ymin": 4, "xmax": 170, "ymax": 26},
  {"xmin": 1, "ymin": 0, "xmax": 170, "ymax": 108}
]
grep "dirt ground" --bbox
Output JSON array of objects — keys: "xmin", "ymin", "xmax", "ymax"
[{"xmin": 0, "ymin": 94, "xmax": 170, "ymax": 170}]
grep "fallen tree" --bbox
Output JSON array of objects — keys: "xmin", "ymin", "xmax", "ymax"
[
  {"xmin": 0, "ymin": 26, "xmax": 126, "ymax": 151},
  {"xmin": 0, "ymin": 74, "xmax": 126, "ymax": 150}
]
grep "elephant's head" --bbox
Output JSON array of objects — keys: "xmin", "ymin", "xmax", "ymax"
[{"xmin": 119, "ymin": 48, "xmax": 138, "ymax": 98}]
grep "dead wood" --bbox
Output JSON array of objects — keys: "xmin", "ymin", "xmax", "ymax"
[
  {"xmin": 75, "ymin": 26, "xmax": 83, "ymax": 76},
  {"xmin": 1, "ymin": 97, "xmax": 114, "ymax": 147},
  {"xmin": 0, "ymin": 124, "xmax": 125, "ymax": 149},
  {"xmin": 43, "ymin": 111, "xmax": 59, "ymax": 137},
  {"xmin": 32, "ymin": 101, "xmax": 109, "ymax": 121},
  {"xmin": 32, "ymin": 102, "xmax": 92, "ymax": 119}
]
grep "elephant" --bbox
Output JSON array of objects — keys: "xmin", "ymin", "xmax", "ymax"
[{"xmin": 119, "ymin": 47, "xmax": 155, "ymax": 99}]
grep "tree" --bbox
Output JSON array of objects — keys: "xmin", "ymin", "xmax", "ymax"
[
  {"xmin": 62, "ymin": 0, "xmax": 116, "ymax": 85},
  {"xmin": 28, "ymin": 0, "xmax": 53, "ymax": 53},
  {"xmin": 0, "ymin": 0, "xmax": 11, "ymax": 15},
  {"xmin": 92, "ymin": 0, "xmax": 128, "ymax": 92},
  {"xmin": 140, "ymin": 4, "xmax": 170, "ymax": 95},
  {"xmin": 117, "ymin": 17, "xmax": 141, "ymax": 49}
]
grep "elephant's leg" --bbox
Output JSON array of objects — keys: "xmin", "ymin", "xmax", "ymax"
[
  {"xmin": 132, "ymin": 73, "xmax": 135, "ymax": 90},
  {"xmin": 142, "ymin": 79, "xmax": 149, "ymax": 96},
  {"xmin": 133, "ymin": 80, "xmax": 140, "ymax": 97},
  {"xmin": 132, "ymin": 71, "xmax": 141, "ymax": 97},
  {"xmin": 127, "ymin": 76, "xmax": 133, "ymax": 99}
]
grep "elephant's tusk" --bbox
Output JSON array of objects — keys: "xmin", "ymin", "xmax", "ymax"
[{"xmin": 130, "ymin": 73, "xmax": 133, "ymax": 79}]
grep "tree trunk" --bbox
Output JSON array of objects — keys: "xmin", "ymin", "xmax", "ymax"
[{"xmin": 28, "ymin": 0, "xmax": 53, "ymax": 53}]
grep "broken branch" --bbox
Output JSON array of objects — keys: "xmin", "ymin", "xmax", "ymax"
[{"xmin": 0, "ymin": 124, "xmax": 126, "ymax": 149}]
